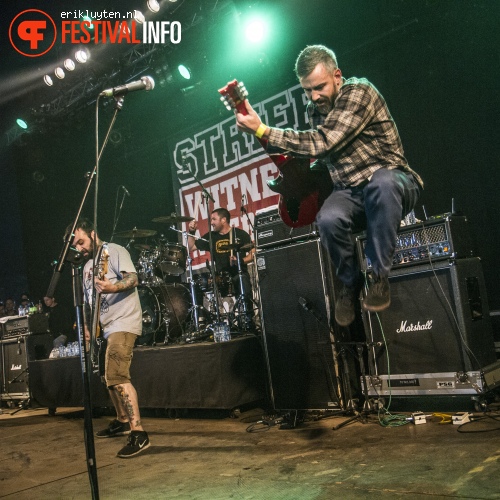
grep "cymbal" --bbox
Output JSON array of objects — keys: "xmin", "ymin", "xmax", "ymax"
[
  {"xmin": 225, "ymin": 242, "xmax": 242, "ymax": 250},
  {"xmin": 226, "ymin": 241, "xmax": 254, "ymax": 251},
  {"xmin": 240, "ymin": 242, "xmax": 254, "ymax": 251},
  {"xmin": 134, "ymin": 244, "xmax": 152, "ymax": 250},
  {"xmin": 114, "ymin": 229, "xmax": 157, "ymax": 238},
  {"xmin": 152, "ymin": 215, "xmax": 194, "ymax": 224}
]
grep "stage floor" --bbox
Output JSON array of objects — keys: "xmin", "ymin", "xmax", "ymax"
[{"xmin": 1, "ymin": 403, "xmax": 500, "ymax": 499}]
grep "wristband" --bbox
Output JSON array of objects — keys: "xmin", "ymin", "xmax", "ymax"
[{"xmin": 255, "ymin": 123, "xmax": 267, "ymax": 139}]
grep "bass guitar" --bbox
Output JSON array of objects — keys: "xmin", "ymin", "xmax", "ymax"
[
  {"xmin": 218, "ymin": 79, "xmax": 333, "ymax": 228},
  {"xmin": 90, "ymin": 243, "xmax": 109, "ymax": 375}
]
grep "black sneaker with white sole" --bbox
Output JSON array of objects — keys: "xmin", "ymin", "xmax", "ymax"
[
  {"xmin": 117, "ymin": 431, "xmax": 150, "ymax": 458},
  {"xmin": 95, "ymin": 419, "xmax": 131, "ymax": 438}
]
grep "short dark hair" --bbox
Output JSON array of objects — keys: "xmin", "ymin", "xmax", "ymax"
[
  {"xmin": 212, "ymin": 208, "xmax": 230, "ymax": 222},
  {"xmin": 64, "ymin": 217, "xmax": 95, "ymax": 241},
  {"xmin": 294, "ymin": 44, "xmax": 338, "ymax": 79}
]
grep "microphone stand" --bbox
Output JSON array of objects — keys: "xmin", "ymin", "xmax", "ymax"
[
  {"xmin": 110, "ymin": 187, "xmax": 128, "ymax": 242},
  {"xmin": 183, "ymin": 158, "xmax": 222, "ymax": 325},
  {"xmin": 45, "ymin": 94, "xmax": 126, "ymax": 500},
  {"xmin": 170, "ymin": 225, "xmax": 208, "ymax": 335},
  {"xmin": 240, "ymin": 203, "xmax": 254, "ymax": 237}
]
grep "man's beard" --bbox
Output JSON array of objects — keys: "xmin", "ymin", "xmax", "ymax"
[{"xmin": 82, "ymin": 238, "xmax": 96, "ymax": 262}]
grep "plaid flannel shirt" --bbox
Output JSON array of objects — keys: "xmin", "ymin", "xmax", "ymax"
[{"xmin": 267, "ymin": 77, "xmax": 424, "ymax": 189}]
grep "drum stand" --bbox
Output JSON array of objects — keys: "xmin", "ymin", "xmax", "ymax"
[
  {"xmin": 179, "ymin": 229, "xmax": 206, "ymax": 337},
  {"xmin": 232, "ymin": 249, "xmax": 253, "ymax": 331}
]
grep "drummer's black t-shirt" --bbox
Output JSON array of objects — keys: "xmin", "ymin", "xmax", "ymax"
[{"xmin": 196, "ymin": 228, "xmax": 251, "ymax": 276}]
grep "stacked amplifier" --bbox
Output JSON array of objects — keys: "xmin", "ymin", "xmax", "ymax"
[
  {"xmin": 355, "ymin": 214, "xmax": 496, "ymax": 401},
  {"xmin": 254, "ymin": 205, "xmax": 342, "ymax": 411},
  {"xmin": 1, "ymin": 314, "xmax": 52, "ymax": 402}
]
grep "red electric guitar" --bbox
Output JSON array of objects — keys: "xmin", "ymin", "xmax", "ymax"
[{"xmin": 218, "ymin": 79, "xmax": 332, "ymax": 228}]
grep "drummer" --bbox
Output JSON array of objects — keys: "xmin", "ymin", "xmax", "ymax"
[{"xmin": 187, "ymin": 208, "xmax": 256, "ymax": 330}]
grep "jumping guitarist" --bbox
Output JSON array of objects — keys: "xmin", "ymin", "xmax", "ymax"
[
  {"xmin": 231, "ymin": 44, "xmax": 423, "ymax": 327},
  {"xmin": 66, "ymin": 218, "xmax": 150, "ymax": 458}
]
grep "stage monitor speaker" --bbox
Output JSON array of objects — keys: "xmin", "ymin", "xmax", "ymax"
[
  {"xmin": 364, "ymin": 258, "xmax": 496, "ymax": 376},
  {"xmin": 1, "ymin": 334, "xmax": 53, "ymax": 397},
  {"xmin": 256, "ymin": 239, "xmax": 342, "ymax": 411}
]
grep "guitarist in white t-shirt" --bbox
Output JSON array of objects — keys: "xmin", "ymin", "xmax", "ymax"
[{"xmin": 66, "ymin": 218, "xmax": 150, "ymax": 459}]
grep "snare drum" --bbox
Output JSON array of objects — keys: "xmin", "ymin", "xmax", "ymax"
[{"xmin": 156, "ymin": 243, "xmax": 187, "ymax": 276}]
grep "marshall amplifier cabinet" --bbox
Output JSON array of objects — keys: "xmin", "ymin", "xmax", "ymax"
[
  {"xmin": 254, "ymin": 205, "xmax": 317, "ymax": 249},
  {"xmin": 1, "ymin": 314, "xmax": 50, "ymax": 340},
  {"xmin": 356, "ymin": 214, "xmax": 473, "ymax": 272},
  {"xmin": 362, "ymin": 258, "xmax": 496, "ymax": 397}
]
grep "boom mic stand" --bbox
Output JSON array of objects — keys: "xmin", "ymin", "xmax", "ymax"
[
  {"xmin": 182, "ymin": 159, "xmax": 224, "ymax": 327},
  {"xmin": 45, "ymin": 94, "xmax": 128, "ymax": 500},
  {"xmin": 170, "ymin": 225, "xmax": 208, "ymax": 337}
]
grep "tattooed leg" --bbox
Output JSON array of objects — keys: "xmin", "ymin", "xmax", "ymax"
[{"xmin": 112, "ymin": 382, "xmax": 144, "ymax": 431}]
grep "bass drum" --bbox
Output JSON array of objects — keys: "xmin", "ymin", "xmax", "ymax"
[{"xmin": 136, "ymin": 283, "xmax": 191, "ymax": 345}]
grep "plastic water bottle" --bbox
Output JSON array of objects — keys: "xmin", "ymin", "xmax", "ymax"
[{"xmin": 213, "ymin": 322, "xmax": 231, "ymax": 343}]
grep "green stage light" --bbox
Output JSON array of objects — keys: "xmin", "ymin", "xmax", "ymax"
[
  {"xmin": 82, "ymin": 16, "xmax": 94, "ymax": 29},
  {"xmin": 16, "ymin": 119, "xmax": 28, "ymax": 129},
  {"xmin": 178, "ymin": 64, "xmax": 191, "ymax": 80},
  {"xmin": 245, "ymin": 18, "xmax": 267, "ymax": 44}
]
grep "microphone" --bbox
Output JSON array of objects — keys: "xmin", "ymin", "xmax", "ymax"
[
  {"xmin": 121, "ymin": 185, "xmax": 131, "ymax": 196},
  {"xmin": 241, "ymin": 194, "xmax": 247, "ymax": 214},
  {"xmin": 298, "ymin": 296, "xmax": 312, "ymax": 311},
  {"xmin": 100, "ymin": 76, "xmax": 155, "ymax": 97}
]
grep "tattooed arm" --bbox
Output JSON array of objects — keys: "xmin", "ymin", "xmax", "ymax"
[{"xmin": 94, "ymin": 271, "xmax": 138, "ymax": 294}]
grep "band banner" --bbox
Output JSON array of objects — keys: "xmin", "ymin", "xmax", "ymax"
[{"xmin": 168, "ymin": 83, "xmax": 309, "ymax": 269}]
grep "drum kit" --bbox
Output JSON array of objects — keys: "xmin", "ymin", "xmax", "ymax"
[{"xmin": 115, "ymin": 215, "xmax": 255, "ymax": 346}]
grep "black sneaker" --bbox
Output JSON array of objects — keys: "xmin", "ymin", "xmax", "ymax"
[
  {"xmin": 363, "ymin": 275, "xmax": 391, "ymax": 312},
  {"xmin": 95, "ymin": 419, "xmax": 131, "ymax": 438},
  {"xmin": 117, "ymin": 431, "xmax": 150, "ymax": 458},
  {"xmin": 335, "ymin": 284, "xmax": 356, "ymax": 326}
]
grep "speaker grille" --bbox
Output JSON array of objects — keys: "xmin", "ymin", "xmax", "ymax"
[
  {"xmin": 364, "ymin": 258, "xmax": 496, "ymax": 376},
  {"xmin": 256, "ymin": 239, "xmax": 342, "ymax": 410}
]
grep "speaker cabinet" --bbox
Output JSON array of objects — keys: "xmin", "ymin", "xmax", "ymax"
[
  {"xmin": 1, "ymin": 334, "xmax": 53, "ymax": 398},
  {"xmin": 364, "ymin": 258, "xmax": 496, "ymax": 376},
  {"xmin": 256, "ymin": 239, "xmax": 342, "ymax": 410}
]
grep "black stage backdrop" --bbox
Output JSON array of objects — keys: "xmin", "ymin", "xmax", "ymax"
[{"xmin": 0, "ymin": 0, "xmax": 499, "ymax": 311}]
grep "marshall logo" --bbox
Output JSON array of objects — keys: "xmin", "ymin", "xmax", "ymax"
[
  {"xmin": 396, "ymin": 320, "xmax": 433, "ymax": 333},
  {"xmin": 11, "ymin": 364, "xmax": 22, "ymax": 371}
]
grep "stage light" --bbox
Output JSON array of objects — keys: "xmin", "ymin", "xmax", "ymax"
[
  {"xmin": 178, "ymin": 64, "xmax": 191, "ymax": 80},
  {"xmin": 75, "ymin": 49, "xmax": 89, "ymax": 63},
  {"xmin": 245, "ymin": 18, "xmax": 268, "ymax": 44},
  {"xmin": 82, "ymin": 16, "xmax": 94, "ymax": 29},
  {"xmin": 147, "ymin": 0, "xmax": 160, "ymax": 13},
  {"xmin": 134, "ymin": 10, "xmax": 145, "ymax": 24},
  {"xmin": 16, "ymin": 119, "xmax": 28, "ymax": 129},
  {"xmin": 43, "ymin": 74, "xmax": 53, "ymax": 86},
  {"xmin": 55, "ymin": 67, "xmax": 65, "ymax": 79},
  {"xmin": 64, "ymin": 59, "xmax": 76, "ymax": 71}
]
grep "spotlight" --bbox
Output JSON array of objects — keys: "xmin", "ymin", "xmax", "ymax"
[
  {"xmin": 82, "ymin": 16, "xmax": 94, "ymax": 29},
  {"xmin": 134, "ymin": 10, "xmax": 145, "ymax": 24},
  {"xmin": 147, "ymin": 0, "xmax": 160, "ymax": 13},
  {"xmin": 54, "ymin": 67, "xmax": 65, "ymax": 79},
  {"xmin": 64, "ymin": 59, "xmax": 76, "ymax": 71},
  {"xmin": 245, "ymin": 19, "xmax": 268, "ymax": 44},
  {"xmin": 16, "ymin": 119, "xmax": 28, "ymax": 129},
  {"xmin": 43, "ymin": 75, "xmax": 53, "ymax": 86},
  {"xmin": 75, "ymin": 48, "xmax": 89, "ymax": 63},
  {"xmin": 178, "ymin": 64, "xmax": 191, "ymax": 80}
]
